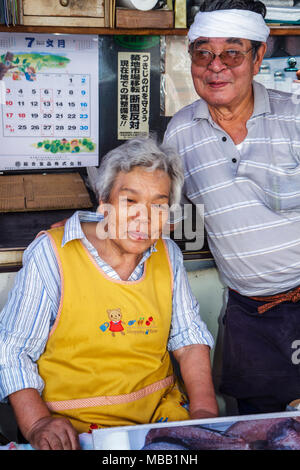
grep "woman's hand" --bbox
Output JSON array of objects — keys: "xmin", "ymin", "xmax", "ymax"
[
  {"xmin": 9, "ymin": 388, "xmax": 80, "ymax": 450},
  {"xmin": 26, "ymin": 416, "xmax": 80, "ymax": 450}
]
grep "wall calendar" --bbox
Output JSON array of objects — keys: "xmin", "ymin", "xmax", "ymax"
[{"xmin": 0, "ymin": 33, "xmax": 99, "ymax": 171}]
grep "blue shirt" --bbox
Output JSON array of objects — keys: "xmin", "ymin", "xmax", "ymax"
[{"xmin": 0, "ymin": 210, "xmax": 214, "ymax": 402}]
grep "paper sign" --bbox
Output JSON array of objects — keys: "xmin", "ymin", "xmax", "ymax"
[
  {"xmin": 118, "ymin": 51, "xmax": 150, "ymax": 140},
  {"xmin": 163, "ymin": 36, "xmax": 198, "ymax": 117}
]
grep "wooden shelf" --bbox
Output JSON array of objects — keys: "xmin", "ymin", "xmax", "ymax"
[
  {"xmin": 0, "ymin": 25, "xmax": 188, "ymax": 35},
  {"xmin": 0, "ymin": 24, "xmax": 298, "ymax": 36},
  {"xmin": 269, "ymin": 26, "xmax": 300, "ymax": 35}
]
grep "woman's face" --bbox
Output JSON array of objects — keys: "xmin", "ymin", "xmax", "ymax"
[{"xmin": 97, "ymin": 166, "xmax": 171, "ymax": 256}]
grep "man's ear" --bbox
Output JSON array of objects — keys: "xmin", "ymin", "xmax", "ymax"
[{"xmin": 253, "ymin": 42, "xmax": 267, "ymax": 76}]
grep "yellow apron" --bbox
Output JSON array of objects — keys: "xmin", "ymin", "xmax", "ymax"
[{"xmin": 37, "ymin": 227, "xmax": 189, "ymax": 433}]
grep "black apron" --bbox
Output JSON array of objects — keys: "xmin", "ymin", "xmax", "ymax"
[{"xmin": 220, "ymin": 288, "xmax": 300, "ymax": 414}]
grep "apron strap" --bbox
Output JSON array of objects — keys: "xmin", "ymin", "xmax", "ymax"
[{"xmin": 46, "ymin": 375, "xmax": 175, "ymax": 412}]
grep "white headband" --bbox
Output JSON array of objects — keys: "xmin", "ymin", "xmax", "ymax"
[{"xmin": 188, "ymin": 9, "xmax": 270, "ymax": 43}]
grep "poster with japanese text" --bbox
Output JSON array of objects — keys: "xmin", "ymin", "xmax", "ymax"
[
  {"xmin": 118, "ymin": 52, "xmax": 150, "ymax": 140},
  {"xmin": 0, "ymin": 33, "xmax": 99, "ymax": 171}
]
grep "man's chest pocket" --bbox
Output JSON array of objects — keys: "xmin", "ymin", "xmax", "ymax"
[{"xmin": 265, "ymin": 164, "xmax": 300, "ymax": 212}]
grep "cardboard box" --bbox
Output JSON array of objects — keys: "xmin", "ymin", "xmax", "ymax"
[{"xmin": 0, "ymin": 173, "xmax": 93, "ymax": 212}]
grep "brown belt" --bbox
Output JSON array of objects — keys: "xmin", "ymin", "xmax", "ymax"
[{"xmin": 250, "ymin": 285, "xmax": 300, "ymax": 314}]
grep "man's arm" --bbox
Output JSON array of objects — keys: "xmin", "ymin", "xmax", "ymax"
[
  {"xmin": 173, "ymin": 344, "xmax": 219, "ymax": 419},
  {"xmin": 9, "ymin": 389, "xmax": 80, "ymax": 450}
]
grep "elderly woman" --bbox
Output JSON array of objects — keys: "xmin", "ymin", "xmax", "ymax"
[{"xmin": 0, "ymin": 137, "xmax": 217, "ymax": 450}]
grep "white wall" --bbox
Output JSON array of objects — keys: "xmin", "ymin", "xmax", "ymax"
[{"xmin": 0, "ymin": 272, "xmax": 17, "ymax": 311}]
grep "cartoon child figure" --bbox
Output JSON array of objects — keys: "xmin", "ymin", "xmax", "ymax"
[
  {"xmin": 107, "ymin": 308, "xmax": 125, "ymax": 337},
  {"xmin": 25, "ymin": 66, "xmax": 36, "ymax": 82}
]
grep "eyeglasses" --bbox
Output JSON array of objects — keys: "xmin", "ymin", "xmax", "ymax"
[{"xmin": 189, "ymin": 43, "xmax": 254, "ymax": 68}]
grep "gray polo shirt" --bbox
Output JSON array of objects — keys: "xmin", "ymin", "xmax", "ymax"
[{"xmin": 164, "ymin": 81, "xmax": 300, "ymax": 296}]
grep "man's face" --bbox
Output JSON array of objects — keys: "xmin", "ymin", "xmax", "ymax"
[{"xmin": 190, "ymin": 37, "xmax": 266, "ymax": 109}]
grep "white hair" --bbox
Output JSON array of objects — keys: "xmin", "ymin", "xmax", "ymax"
[{"xmin": 87, "ymin": 136, "xmax": 184, "ymax": 207}]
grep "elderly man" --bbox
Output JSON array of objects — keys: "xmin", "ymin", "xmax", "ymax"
[
  {"xmin": 0, "ymin": 137, "xmax": 217, "ymax": 450},
  {"xmin": 164, "ymin": 0, "xmax": 300, "ymax": 415}
]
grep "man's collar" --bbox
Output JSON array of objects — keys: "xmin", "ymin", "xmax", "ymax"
[
  {"xmin": 192, "ymin": 80, "xmax": 271, "ymax": 121},
  {"xmin": 192, "ymin": 98, "xmax": 210, "ymax": 121},
  {"xmin": 251, "ymin": 80, "xmax": 271, "ymax": 117}
]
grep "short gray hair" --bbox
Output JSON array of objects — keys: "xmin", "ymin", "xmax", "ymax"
[{"xmin": 90, "ymin": 136, "xmax": 184, "ymax": 207}]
